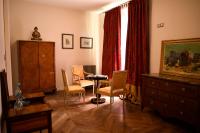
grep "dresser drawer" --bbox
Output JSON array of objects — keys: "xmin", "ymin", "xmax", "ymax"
[
  {"xmin": 174, "ymin": 108, "xmax": 198, "ymax": 125},
  {"xmin": 172, "ymin": 95, "xmax": 199, "ymax": 111},
  {"xmin": 143, "ymin": 97, "xmax": 159, "ymax": 110},
  {"xmin": 145, "ymin": 87, "xmax": 158, "ymax": 98},
  {"xmin": 158, "ymin": 91, "xmax": 173, "ymax": 102},
  {"xmin": 142, "ymin": 77, "xmax": 160, "ymax": 88},
  {"xmin": 159, "ymin": 80, "xmax": 198, "ymax": 98}
]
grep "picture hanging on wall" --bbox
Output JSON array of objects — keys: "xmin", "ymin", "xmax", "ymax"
[
  {"xmin": 160, "ymin": 38, "xmax": 200, "ymax": 80},
  {"xmin": 80, "ymin": 37, "xmax": 93, "ymax": 49},
  {"xmin": 62, "ymin": 34, "xmax": 74, "ymax": 49}
]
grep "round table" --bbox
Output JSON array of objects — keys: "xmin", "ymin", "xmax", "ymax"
[{"xmin": 86, "ymin": 74, "xmax": 108, "ymax": 104}]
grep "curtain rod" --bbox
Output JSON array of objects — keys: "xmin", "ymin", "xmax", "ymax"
[{"xmin": 100, "ymin": 0, "xmax": 131, "ymax": 14}]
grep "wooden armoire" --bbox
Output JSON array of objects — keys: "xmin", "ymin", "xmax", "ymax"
[{"xmin": 18, "ymin": 40, "xmax": 56, "ymax": 93}]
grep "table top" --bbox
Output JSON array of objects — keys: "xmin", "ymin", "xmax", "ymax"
[
  {"xmin": 87, "ymin": 74, "xmax": 108, "ymax": 80},
  {"xmin": 8, "ymin": 103, "xmax": 52, "ymax": 118},
  {"xmin": 9, "ymin": 92, "xmax": 45, "ymax": 101}
]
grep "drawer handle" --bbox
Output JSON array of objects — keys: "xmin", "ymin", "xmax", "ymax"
[
  {"xmin": 151, "ymin": 81, "xmax": 155, "ymax": 85},
  {"xmin": 182, "ymin": 88, "xmax": 186, "ymax": 92},
  {"xmin": 150, "ymin": 100, "xmax": 154, "ymax": 104},
  {"xmin": 165, "ymin": 82, "xmax": 169, "ymax": 86},
  {"xmin": 180, "ymin": 100, "xmax": 184, "ymax": 103},
  {"xmin": 151, "ymin": 91, "xmax": 155, "ymax": 95},
  {"xmin": 180, "ymin": 111, "xmax": 183, "ymax": 115}
]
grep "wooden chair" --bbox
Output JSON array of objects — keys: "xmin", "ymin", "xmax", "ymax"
[
  {"xmin": 97, "ymin": 70, "xmax": 127, "ymax": 107},
  {"xmin": 0, "ymin": 70, "xmax": 9, "ymax": 123},
  {"xmin": 62, "ymin": 69, "xmax": 85, "ymax": 104},
  {"xmin": 72, "ymin": 65, "xmax": 95, "ymax": 94}
]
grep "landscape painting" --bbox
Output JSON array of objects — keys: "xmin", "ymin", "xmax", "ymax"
[{"xmin": 160, "ymin": 38, "xmax": 200, "ymax": 79}]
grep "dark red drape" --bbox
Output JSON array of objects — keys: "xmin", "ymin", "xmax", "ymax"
[
  {"xmin": 102, "ymin": 7, "xmax": 121, "ymax": 79},
  {"xmin": 125, "ymin": 0, "xmax": 149, "ymax": 87}
]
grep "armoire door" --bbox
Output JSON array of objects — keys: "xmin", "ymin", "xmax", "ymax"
[
  {"xmin": 18, "ymin": 41, "xmax": 40, "ymax": 93},
  {"xmin": 39, "ymin": 42, "xmax": 55, "ymax": 92}
]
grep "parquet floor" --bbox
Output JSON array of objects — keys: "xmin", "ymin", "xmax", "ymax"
[{"xmin": 44, "ymin": 89, "xmax": 195, "ymax": 133}]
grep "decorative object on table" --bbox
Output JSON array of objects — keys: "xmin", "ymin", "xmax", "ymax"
[
  {"xmin": 14, "ymin": 82, "xmax": 24, "ymax": 110},
  {"xmin": 160, "ymin": 38, "xmax": 200, "ymax": 80},
  {"xmin": 80, "ymin": 37, "xmax": 93, "ymax": 49},
  {"xmin": 31, "ymin": 27, "xmax": 42, "ymax": 40},
  {"xmin": 62, "ymin": 34, "xmax": 74, "ymax": 49}
]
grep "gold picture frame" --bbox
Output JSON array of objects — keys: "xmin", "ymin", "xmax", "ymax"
[{"xmin": 160, "ymin": 38, "xmax": 200, "ymax": 80}]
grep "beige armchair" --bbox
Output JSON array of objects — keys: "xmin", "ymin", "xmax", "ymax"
[
  {"xmin": 61, "ymin": 69, "xmax": 85, "ymax": 104},
  {"xmin": 72, "ymin": 65, "xmax": 95, "ymax": 94},
  {"xmin": 97, "ymin": 70, "xmax": 127, "ymax": 107}
]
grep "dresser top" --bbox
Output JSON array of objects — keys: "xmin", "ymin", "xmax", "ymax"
[{"xmin": 142, "ymin": 73, "xmax": 200, "ymax": 86}]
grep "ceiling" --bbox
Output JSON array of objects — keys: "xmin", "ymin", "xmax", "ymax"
[{"xmin": 23, "ymin": 0, "xmax": 118, "ymax": 11}]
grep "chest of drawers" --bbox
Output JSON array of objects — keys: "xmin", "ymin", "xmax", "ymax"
[{"xmin": 141, "ymin": 74, "xmax": 200, "ymax": 128}]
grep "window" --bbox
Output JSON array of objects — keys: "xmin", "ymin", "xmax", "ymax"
[{"xmin": 121, "ymin": 6, "xmax": 128, "ymax": 70}]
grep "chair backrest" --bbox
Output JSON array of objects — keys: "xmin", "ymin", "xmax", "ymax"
[
  {"xmin": 72, "ymin": 65, "xmax": 84, "ymax": 79},
  {"xmin": 0, "ymin": 70, "xmax": 9, "ymax": 120},
  {"xmin": 61, "ymin": 69, "xmax": 69, "ymax": 91},
  {"xmin": 111, "ymin": 70, "xmax": 127, "ymax": 91}
]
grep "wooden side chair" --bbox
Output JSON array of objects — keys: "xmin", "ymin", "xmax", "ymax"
[
  {"xmin": 71, "ymin": 65, "xmax": 95, "ymax": 94},
  {"xmin": 97, "ymin": 70, "xmax": 127, "ymax": 107},
  {"xmin": 61, "ymin": 69, "xmax": 85, "ymax": 104}
]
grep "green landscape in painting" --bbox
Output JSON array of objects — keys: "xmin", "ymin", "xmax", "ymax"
[{"xmin": 163, "ymin": 42, "xmax": 200, "ymax": 74}]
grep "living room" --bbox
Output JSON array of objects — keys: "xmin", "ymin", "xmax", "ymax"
[{"xmin": 0, "ymin": 0, "xmax": 200, "ymax": 132}]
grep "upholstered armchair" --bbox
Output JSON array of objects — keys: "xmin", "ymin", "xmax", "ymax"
[
  {"xmin": 72, "ymin": 65, "xmax": 95, "ymax": 94},
  {"xmin": 61, "ymin": 69, "xmax": 85, "ymax": 104},
  {"xmin": 97, "ymin": 70, "xmax": 127, "ymax": 107}
]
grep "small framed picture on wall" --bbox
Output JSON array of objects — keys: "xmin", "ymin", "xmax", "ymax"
[
  {"xmin": 62, "ymin": 34, "xmax": 74, "ymax": 49},
  {"xmin": 80, "ymin": 37, "xmax": 93, "ymax": 49}
]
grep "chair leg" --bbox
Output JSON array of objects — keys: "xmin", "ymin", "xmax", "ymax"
[
  {"xmin": 83, "ymin": 92, "xmax": 85, "ymax": 103},
  {"xmin": 79, "ymin": 93, "xmax": 82, "ymax": 101},
  {"xmin": 64, "ymin": 92, "xmax": 66, "ymax": 104},
  {"xmin": 93, "ymin": 83, "xmax": 95, "ymax": 95},
  {"xmin": 97, "ymin": 94, "xmax": 99, "ymax": 108},
  {"xmin": 110, "ymin": 96, "xmax": 114, "ymax": 104}
]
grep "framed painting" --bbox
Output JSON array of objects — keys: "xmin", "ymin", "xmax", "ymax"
[
  {"xmin": 62, "ymin": 34, "xmax": 74, "ymax": 49},
  {"xmin": 160, "ymin": 38, "xmax": 200, "ymax": 79},
  {"xmin": 80, "ymin": 37, "xmax": 93, "ymax": 49}
]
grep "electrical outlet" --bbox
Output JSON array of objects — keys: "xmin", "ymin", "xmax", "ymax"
[{"xmin": 157, "ymin": 23, "xmax": 165, "ymax": 28}]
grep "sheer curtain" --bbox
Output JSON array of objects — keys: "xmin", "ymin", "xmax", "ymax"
[{"xmin": 121, "ymin": 6, "xmax": 128, "ymax": 70}]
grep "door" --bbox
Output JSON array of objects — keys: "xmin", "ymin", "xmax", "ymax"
[
  {"xmin": 18, "ymin": 41, "xmax": 40, "ymax": 93},
  {"xmin": 39, "ymin": 42, "xmax": 55, "ymax": 92}
]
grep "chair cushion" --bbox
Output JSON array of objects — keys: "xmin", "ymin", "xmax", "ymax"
[
  {"xmin": 67, "ymin": 85, "xmax": 85, "ymax": 93},
  {"xmin": 98, "ymin": 86, "xmax": 124, "ymax": 96},
  {"xmin": 80, "ymin": 80, "xmax": 94, "ymax": 87}
]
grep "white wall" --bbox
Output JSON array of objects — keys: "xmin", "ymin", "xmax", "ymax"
[
  {"xmin": 150, "ymin": 0, "xmax": 200, "ymax": 73},
  {"xmin": 0, "ymin": 0, "xmax": 6, "ymax": 129},
  {"xmin": 10, "ymin": 0, "xmax": 100, "ymax": 91}
]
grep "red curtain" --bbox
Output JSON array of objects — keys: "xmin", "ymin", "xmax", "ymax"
[
  {"xmin": 102, "ymin": 7, "xmax": 121, "ymax": 78},
  {"xmin": 125, "ymin": 0, "xmax": 149, "ymax": 88}
]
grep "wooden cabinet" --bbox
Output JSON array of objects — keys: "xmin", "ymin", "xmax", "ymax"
[
  {"xmin": 7, "ymin": 104, "xmax": 52, "ymax": 133},
  {"xmin": 18, "ymin": 40, "xmax": 56, "ymax": 93},
  {"xmin": 141, "ymin": 74, "xmax": 200, "ymax": 128}
]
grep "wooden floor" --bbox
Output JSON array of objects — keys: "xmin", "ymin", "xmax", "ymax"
[{"xmin": 43, "ymin": 88, "xmax": 195, "ymax": 133}]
